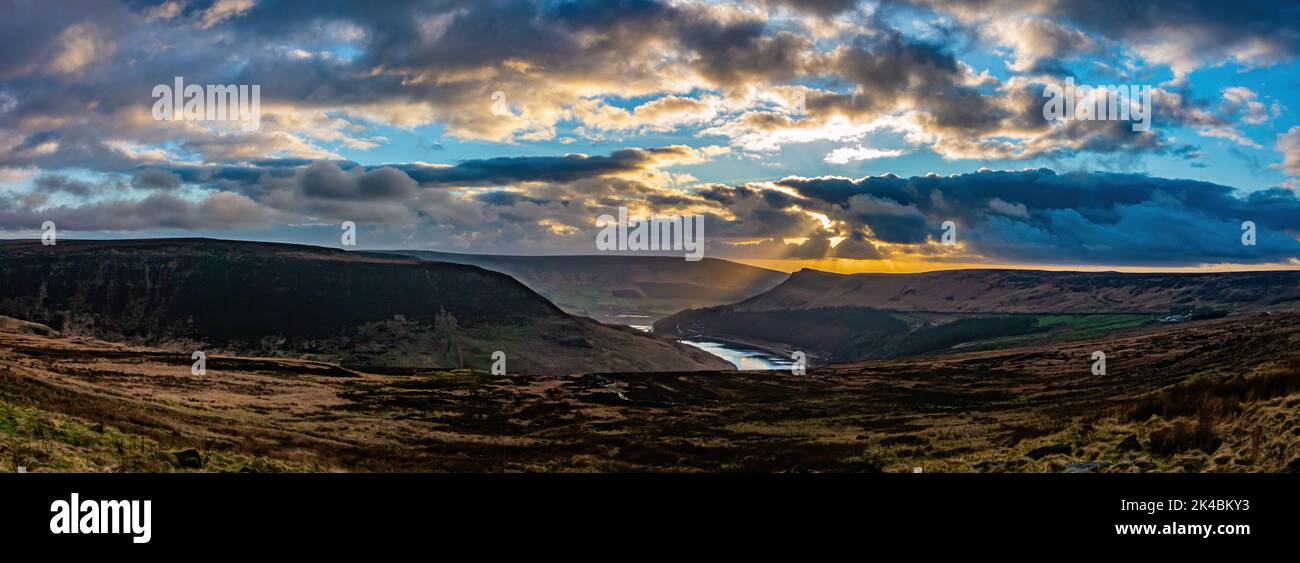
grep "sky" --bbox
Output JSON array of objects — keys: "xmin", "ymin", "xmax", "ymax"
[{"xmin": 1, "ymin": 0, "xmax": 1300, "ymax": 272}]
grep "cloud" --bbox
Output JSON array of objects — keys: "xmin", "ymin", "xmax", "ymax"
[
  {"xmin": 1279, "ymin": 126, "xmax": 1300, "ymax": 177},
  {"xmin": 297, "ymin": 162, "xmax": 417, "ymax": 201},
  {"xmin": 824, "ymin": 146, "xmax": 907, "ymax": 164},
  {"xmin": 0, "ymin": 191, "xmax": 269, "ymax": 231},
  {"xmin": 987, "ymin": 16, "xmax": 1097, "ymax": 73},
  {"xmin": 132, "ymin": 167, "xmax": 182, "ymax": 190},
  {"xmin": 573, "ymin": 95, "xmax": 723, "ymax": 133},
  {"xmin": 6, "ymin": 138, "xmax": 1300, "ymax": 266},
  {"xmin": 33, "ymin": 174, "xmax": 106, "ymax": 196},
  {"xmin": 1220, "ymin": 87, "xmax": 1277, "ymax": 125},
  {"xmin": 0, "ymin": 0, "xmax": 1282, "ymax": 181},
  {"xmin": 898, "ymin": 0, "xmax": 1300, "ymax": 79},
  {"xmin": 49, "ymin": 22, "xmax": 117, "ymax": 75},
  {"xmin": 0, "ymin": 0, "xmax": 1201, "ymax": 173},
  {"xmin": 198, "ymin": 0, "xmax": 257, "ymax": 29},
  {"xmin": 762, "ymin": 0, "xmax": 861, "ymax": 17},
  {"xmin": 776, "ymin": 168, "xmax": 1300, "ymax": 265},
  {"xmin": 0, "ymin": 0, "xmax": 1295, "ymax": 268},
  {"xmin": 397, "ymin": 145, "xmax": 722, "ymax": 187}
]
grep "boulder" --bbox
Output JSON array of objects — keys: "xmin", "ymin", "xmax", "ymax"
[
  {"xmin": 172, "ymin": 449, "xmax": 204, "ymax": 469},
  {"xmin": 1115, "ymin": 434, "xmax": 1142, "ymax": 452}
]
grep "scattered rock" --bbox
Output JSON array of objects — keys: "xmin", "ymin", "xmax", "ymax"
[
  {"xmin": 172, "ymin": 449, "xmax": 204, "ymax": 469},
  {"xmin": 1026, "ymin": 443, "xmax": 1072, "ymax": 460},
  {"xmin": 1065, "ymin": 461, "xmax": 1110, "ymax": 473},
  {"xmin": 881, "ymin": 434, "xmax": 927, "ymax": 446},
  {"xmin": 1115, "ymin": 434, "xmax": 1142, "ymax": 452}
]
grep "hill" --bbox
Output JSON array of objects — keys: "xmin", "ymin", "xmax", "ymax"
[
  {"xmin": 731, "ymin": 268, "xmax": 1300, "ymax": 313},
  {"xmin": 656, "ymin": 268, "xmax": 1300, "ymax": 362},
  {"xmin": 381, "ymin": 250, "xmax": 787, "ymax": 324},
  {"xmin": 0, "ymin": 239, "xmax": 730, "ymax": 374}
]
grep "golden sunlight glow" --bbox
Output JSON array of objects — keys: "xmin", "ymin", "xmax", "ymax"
[
  {"xmin": 734, "ymin": 258, "xmax": 1300, "ymax": 275},
  {"xmin": 803, "ymin": 210, "xmax": 833, "ymax": 230},
  {"xmin": 538, "ymin": 219, "xmax": 577, "ymax": 236},
  {"xmin": 755, "ymin": 181, "xmax": 802, "ymax": 198}
]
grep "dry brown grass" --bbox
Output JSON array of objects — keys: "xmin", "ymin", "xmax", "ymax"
[
  {"xmin": 5, "ymin": 309, "xmax": 1300, "ymax": 473},
  {"xmin": 1125, "ymin": 357, "xmax": 1300, "ymax": 421}
]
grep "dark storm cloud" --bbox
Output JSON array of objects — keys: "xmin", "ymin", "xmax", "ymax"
[
  {"xmin": 396, "ymin": 146, "xmax": 700, "ymax": 186},
  {"xmin": 298, "ymin": 162, "xmax": 417, "ymax": 201},
  {"xmin": 1, "ymin": 0, "xmax": 1297, "ymax": 265},
  {"xmin": 776, "ymin": 169, "xmax": 1300, "ymax": 265},
  {"xmin": 892, "ymin": 0, "xmax": 1300, "ymax": 73},
  {"xmin": 475, "ymin": 190, "xmax": 551, "ymax": 207},
  {"xmin": 835, "ymin": 31, "xmax": 996, "ymax": 127},
  {"xmin": 0, "ymin": 191, "xmax": 268, "ymax": 231},
  {"xmin": 846, "ymin": 194, "xmax": 930, "ymax": 244},
  {"xmin": 117, "ymin": 147, "xmax": 705, "ymax": 210},
  {"xmin": 1053, "ymin": 1, "xmax": 1300, "ymax": 59},
  {"xmin": 34, "ymin": 174, "xmax": 100, "ymax": 197},
  {"xmin": 0, "ymin": 0, "xmax": 135, "ymax": 80},
  {"xmin": 132, "ymin": 168, "xmax": 182, "ymax": 190},
  {"xmin": 762, "ymin": 0, "xmax": 861, "ymax": 16},
  {"xmin": 3, "ymin": 0, "xmax": 1273, "ymax": 176},
  {"xmin": 676, "ymin": 21, "xmax": 814, "ymax": 87}
]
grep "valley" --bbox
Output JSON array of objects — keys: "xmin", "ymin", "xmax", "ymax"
[
  {"xmin": 656, "ymin": 267, "xmax": 1300, "ymax": 363},
  {"xmin": 0, "ymin": 239, "xmax": 730, "ymax": 375},
  {"xmin": 2, "ymin": 239, "xmax": 1298, "ymax": 473},
  {"xmin": 385, "ymin": 250, "xmax": 787, "ymax": 324},
  {"xmin": 3, "ymin": 303, "xmax": 1298, "ymax": 473}
]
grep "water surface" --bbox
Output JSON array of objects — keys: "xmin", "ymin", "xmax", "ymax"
[
  {"xmin": 679, "ymin": 339, "xmax": 795, "ymax": 371},
  {"xmin": 624, "ymin": 320, "xmax": 792, "ymax": 370}
]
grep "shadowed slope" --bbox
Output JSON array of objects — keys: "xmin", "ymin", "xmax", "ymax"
[{"xmin": 0, "ymin": 239, "xmax": 730, "ymax": 374}]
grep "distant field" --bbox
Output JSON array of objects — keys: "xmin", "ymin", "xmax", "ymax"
[
  {"xmin": 659, "ymin": 306, "xmax": 1164, "ymax": 363},
  {"xmin": 954, "ymin": 314, "xmax": 1156, "ymax": 351}
]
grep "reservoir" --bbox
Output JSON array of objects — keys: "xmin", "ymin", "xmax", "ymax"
[
  {"xmin": 624, "ymin": 320, "xmax": 793, "ymax": 370},
  {"xmin": 678, "ymin": 338, "xmax": 795, "ymax": 371}
]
